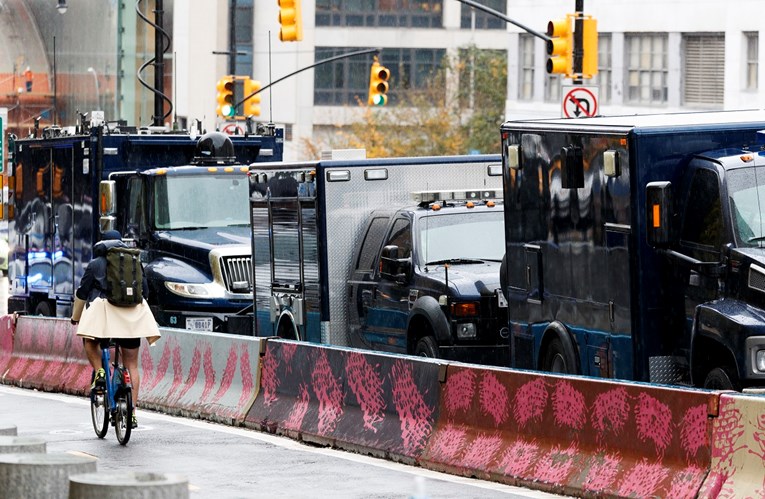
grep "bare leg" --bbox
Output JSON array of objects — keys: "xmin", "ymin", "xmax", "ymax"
[
  {"xmin": 121, "ymin": 346, "xmax": 140, "ymax": 408},
  {"xmin": 83, "ymin": 338, "xmax": 103, "ymax": 371}
]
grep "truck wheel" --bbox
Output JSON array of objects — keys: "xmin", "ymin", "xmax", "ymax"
[
  {"xmin": 276, "ymin": 315, "xmax": 299, "ymax": 340},
  {"xmin": 703, "ymin": 366, "xmax": 740, "ymax": 391},
  {"xmin": 542, "ymin": 337, "xmax": 574, "ymax": 374},
  {"xmin": 34, "ymin": 301, "xmax": 52, "ymax": 317},
  {"xmin": 414, "ymin": 336, "xmax": 439, "ymax": 358}
]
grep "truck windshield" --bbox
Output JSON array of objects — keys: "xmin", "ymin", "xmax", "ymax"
[
  {"xmin": 418, "ymin": 211, "xmax": 504, "ymax": 265},
  {"xmin": 728, "ymin": 167, "xmax": 765, "ymax": 246},
  {"xmin": 153, "ymin": 175, "xmax": 250, "ymax": 230}
]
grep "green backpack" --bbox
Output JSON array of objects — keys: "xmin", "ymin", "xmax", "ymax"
[{"xmin": 105, "ymin": 247, "xmax": 144, "ymax": 307}]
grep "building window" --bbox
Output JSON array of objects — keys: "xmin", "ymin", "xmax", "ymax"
[
  {"xmin": 625, "ymin": 34, "xmax": 668, "ymax": 105},
  {"xmin": 545, "ymin": 74, "xmax": 561, "ymax": 103},
  {"xmin": 316, "ymin": 0, "xmax": 443, "ymax": 28},
  {"xmin": 460, "ymin": 0, "xmax": 505, "ymax": 30},
  {"xmin": 230, "ymin": 0, "xmax": 253, "ymax": 77},
  {"xmin": 683, "ymin": 34, "xmax": 724, "ymax": 106},
  {"xmin": 314, "ymin": 47, "xmax": 446, "ymax": 106},
  {"xmin": 519, "ymin": 34, "xmax": 534, "ymax": 100},
  {"xmin": 745, "ymin": 32, "xmax": 758, "ymax": 91},
  {"xmin": 592, "ymin": 34, "xmax": 611, "ymax": 104}
]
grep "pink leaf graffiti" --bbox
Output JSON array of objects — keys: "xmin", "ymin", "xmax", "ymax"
[
  {"xmin": 583, "ymin": 453, "xmax": 622, "ymax": 493},
  {"xmin": 284, "ymin": 383, "xmax": 310, "ymax": 431},
  {"xmin": 282, "ymin": 343, "xmax": 298, "ymax": 374},
  {"xmin": 345, "ymin": 353, "xmax": 386, "ymax": 432},
  {"xmin": 461, "ymin": 433, "xmax": 503, "ymax": 470},
  {"xmin": 634, "ymin": 392, "xmax": 673, "ymax": 456},
  {"xmin": 311, "ymin": 350, "xmax": 343, "ymax": 435},
  {"xmin": 172, "ymin": 344, "xmax": 200, "ymax": 404},
  {"xmin": 532, "ymin": 443, "xmax": 578, "ymax": 484},
  {"xmin": 479, "ymin": 373, "xmax": 509, "ymax": 426},
  {"xmin": 591, "ymin": 387, "xmax": 630, "ymax": 441},
  {"xmin": 428, "ymin": 423, "xmax": 468, "ymax": 462},
  {"xmin": 261, "ymin": 353, "xmax": 280, "ymax": 407},
  {"xmin": 711, "ymin": 398, "xmax": 744, "ymax": 471},
  {"xmin": 498, "ymin": 439, "xmax": 541, "ymax": 476},
  {"xmin": 443, "ymin": 369, "xmax": 476, "ymax": 417},
  {"xmin": 552, "ymin": 380, "xmax": 586, "ymax": 431},
  {"xmin": 199, "ymin": 344, "xmax": 217, "ymax": 403},
  {"xmin": 680, "ymin": 404, "xmax": 709, "ymax": 462},
  {"xmin": 617, "ymin": 459, "xmax": 670, "ymax": 497},
  {"xmin": 210, "ymin": 343, "xmax": 239, "ymax": 405},
  {"xmin": 513, "ymin": 378, "xmax": 548, "ymax": 428},
  {"xmin": 390, "ymin": 360, "xmax": 433, "ymax": 453},
  {"xmin": 236, "ymin": 347, "xmax": 255, "ymax": 409},
  {"xmin": 667, "ymin": 465, "xmax": 707, "ymax": 499}
]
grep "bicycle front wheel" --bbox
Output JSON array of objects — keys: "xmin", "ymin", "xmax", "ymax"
[
  {"xmin": 114, "ymin": 388, "xmax": 133, "ymax": 445},
  {"xmin": 90, "ymin": 389, "xmax": 108, "ymax": 439}
]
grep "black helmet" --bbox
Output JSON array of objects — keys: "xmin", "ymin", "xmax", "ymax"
[{"xmin": 192, "ymin": 132, "xmax": 236, "ymax": 165}]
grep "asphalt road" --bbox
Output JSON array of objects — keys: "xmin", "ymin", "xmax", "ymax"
[{"xmin": 0, "ymin": 385, "xmax": 568, "ymax": 499}]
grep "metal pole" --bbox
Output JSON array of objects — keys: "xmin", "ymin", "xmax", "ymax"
[
  {"xmin": 228, "ymin": 0, "xmax": 237, "ymax": 75},
  {"xmin": 153, "ymin": 0, "xmax": 164, "ymax": 126},
  {"xmin": 573, "ymin": 0, "xmax": 584, "ymax": 84}
]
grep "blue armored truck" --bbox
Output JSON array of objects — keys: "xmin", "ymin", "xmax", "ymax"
[{"xmin": 500, "ymin": 110, "xmax": 765, "ymax": 390}]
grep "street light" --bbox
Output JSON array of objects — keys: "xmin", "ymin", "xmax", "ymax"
[
  {"xmin": 56, "ymin": 0, "xmax": 67, "ymax": 14},
  {"xmin": 87, "ymin": 67, "xmax": 100, "ymax": 110}
]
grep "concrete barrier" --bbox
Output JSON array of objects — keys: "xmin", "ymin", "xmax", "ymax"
[
  {"xmin": 244, "ymin": 340, "xmax": 442, "ymax": 464},
  {"xmin": 698, "ymin": 392, "xmax": 765, "ymax": 497},
  {"xmin": 69, "ymin": 472, "xmax": 189, "ymax": 499},
  {"xmin": 0, "ymin": 436, "xmax": 46, "ymax": 454},
  {"xmin": 0, "ymin": 315, "xmax": 15, "ymax": 378},
  {"xmin": 419, "ymin": 364, "xmax": 718, "ymax": 498},
  {"xmin": 0, "ymin": 452, "xmax": 97, "ymax": 498},
  {"xmin": 0, "ymin": 424, "xmax": 17, "ymax": 436},
  {"xmin": 138, "ymin": 328, "xmax": 261, "ymax": 425}
]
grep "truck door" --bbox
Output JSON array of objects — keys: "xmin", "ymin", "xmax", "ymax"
[
  {"xmin": 349, "ymin": 215, "xmax": 391, "ymax": 349},
  {"xmin": 367, "ymin": 217, "xmax": 413, "ymax": 353}
]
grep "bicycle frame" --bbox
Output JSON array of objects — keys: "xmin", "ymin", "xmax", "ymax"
[{"xmin": 92, "ymin": 341, "xmax": 133, "ymax": 445}]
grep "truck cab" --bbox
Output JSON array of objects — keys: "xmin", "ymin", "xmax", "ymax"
[{"xmin": 348, "ymin": 191, "xmax": 509, "ymax": 365}]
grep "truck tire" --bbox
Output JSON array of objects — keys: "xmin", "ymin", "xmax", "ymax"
[
  {"xmin": 414, "ymin": 336, "xmax": 439, "ymax": 358},
  {"xmin": 703, "ymin": 366, "xmax": 740, "ymax": 391},
  {"xmin": 542, "ymin": 337, "xmax": 575, "ymax": 374},
  {"xmin": 34, "ymin": 300, "xmax": 52, "ymax": 317},
  {"xmin": 276, "ymin": 315, "xmax": 299, "ymax": 341}
]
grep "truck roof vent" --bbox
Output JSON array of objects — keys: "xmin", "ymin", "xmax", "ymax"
[
  {"xmin": 192, "ymin": 131, "xmax": 236, "ymax": 165},
  {"xmin": 749, "ymin": 264, "xmax": 765, "ymax": 294}
]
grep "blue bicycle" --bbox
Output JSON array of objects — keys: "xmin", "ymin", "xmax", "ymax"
[{"xmin": 90, "ymin": 340, "xmax": 133, "ymax": 445}]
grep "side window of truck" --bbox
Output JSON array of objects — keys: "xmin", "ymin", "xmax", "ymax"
[
  {"xmin": 126, "ymin": 178, "xmax": 145, "ymax": 238},
  {"xmin": 356, "ymin": 217, "xmax": 389, "ymax": 271},
  {"xmin": 681, "ymin": 169, "xmax": 724, "ymax": 257},
  {"xmin": 385, "ymin": 218, "xmax": 413, "ymax": 259}
]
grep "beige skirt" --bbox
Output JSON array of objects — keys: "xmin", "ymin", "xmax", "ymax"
[{"xmin": 76, "ymin": 297, "xmax": 161, "ymax": 345}]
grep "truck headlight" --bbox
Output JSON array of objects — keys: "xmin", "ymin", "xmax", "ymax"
[
  {"xmin": 757, "ymin": 350, "xmax": 765, "ymax": 372},
  {"xmin": 456, "ymin": 322, "xmax": 477, "ymax": 339},
  {"xmin": 165, "ymin": 281, "xmax": 226, "ymax": 299}
]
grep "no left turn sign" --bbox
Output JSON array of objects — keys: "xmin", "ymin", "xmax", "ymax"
[{"xmin": 562, "ymin": 86, "xmax": 599, "ymax": 119}]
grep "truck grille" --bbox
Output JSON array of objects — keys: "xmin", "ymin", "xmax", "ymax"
[
  {"xmin": 220, "ymin": 256, "xmax": 252, "ymax": 293},
  {"xmin": 749, "ymin": 264, "xmax": 765, "ymax": 295}
]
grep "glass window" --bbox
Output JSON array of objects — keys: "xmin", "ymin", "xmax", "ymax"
[
  {"xmin": 356, "ymin": 217, "xmax": 389, "ymax": 270},
  {"xmin": 592, "ymin": 34, "xmax": 612, "ymax": 104},
  {"xmin": 231, "ymin": 0, "xmax": 254, "ymax": 77},
  {"xmin": 726, "ymin": 167, "xmax": 765, "ymax": 247},
  {"xmin": 314, "ymin": 47, "xmax": 446, "ymax": 106},
  {"xmin": 418, "ymin": 211, "xmax": 504, "ymax": 265},
  {"xmin": 316, "ymin": 0, "xmax": 442, "ymax": 28},
  {"xmin": 681, "ymin": 169, "xmax": 723, "ymax": 253},
  {"xmin": 460, "ymin": 0, "xmax": 505, "ymax": 30},
  {"xmin": 625, "ymin": 34, "xmax": 668, "ymax": 105},
  {"xmin": 153, "ymin": 175, "xmax": 250, "ymax": 230},
  {"xmin": 545, "ymin": 74, "xmax": 561, "ymax": 103},
  {"xmin": 519, "ymin": 34, "xmax": 535, "ymax": 100},
  {"xmin": 385, "ymin": 218, "xmax": 412, "ymax": 259},
  {"xmin": 745, "ymin": 32, "xmax": 758, "ymax": 91}
]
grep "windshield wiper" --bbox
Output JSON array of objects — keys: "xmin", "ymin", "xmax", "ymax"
[
  {"xmin": 426, "ymin": 258, "xmax": 485, "ymax": 266},
  {"xmin": 748, "ymin": 235, "xmax": 765, "ymax": 243}
]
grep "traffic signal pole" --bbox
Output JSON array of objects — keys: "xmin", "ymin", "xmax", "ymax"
[
  {"xmin": 455, "ymin": 0, "xmax": 551, "ymax": 42},
  {"xmin": 234, "ymin": 47, "xmax": 381, "ymax": 113},
  {"xmin": 573, "ymin": 0, "xmax": 584, "ymax": 84}
]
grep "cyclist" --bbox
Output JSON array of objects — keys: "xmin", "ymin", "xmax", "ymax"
[{"xmin": 71, "ymin": 230, "xmax": 161, "ymax": 428}]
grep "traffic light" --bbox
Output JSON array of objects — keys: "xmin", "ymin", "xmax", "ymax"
[
  {"xmin": 278, "ymin": 0, "xmax": 303, "ymax": 42},
  {"xmin": 581, "ymin": 17, "xmax": 598, "ymax": 78},
  {"xmin": 216, "ymin": 76, "xmax": 235, "ymax": 118},
  {"xmin": 546, "ymin": 16, "xmax": 573, "ymax": 76},
  {"xmin": 243, "ymin": 78, "xmax": 262, "ymax": 117},
  {"xmin": 368, "ymin": 60, "xmax": 390, "ymax": 106}
]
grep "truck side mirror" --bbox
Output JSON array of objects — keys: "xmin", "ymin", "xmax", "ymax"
[
  {"xmin": 646, "ymin": 181, "xmax": 673, "ymax": 248},
  {"xmin": 380, "ymin": 245, "xmax": 411, "ymax": 284}
]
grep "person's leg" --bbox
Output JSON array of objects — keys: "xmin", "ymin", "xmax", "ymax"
[
  {"xmin": 120, "ymin": 343, "xmax": 140, "ymax": 408},
  {"xmin": 82, "ymin": 338, "xmax": 103, "ymax": 371}
]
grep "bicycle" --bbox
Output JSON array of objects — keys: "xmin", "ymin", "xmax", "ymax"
[{"xmin": 90, "ymin": 339, "xmax": 133, "ymax": 445}]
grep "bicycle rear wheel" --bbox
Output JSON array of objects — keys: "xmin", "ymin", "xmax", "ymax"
[
  {"xmin": 114, "ymin": 387, "xmax": 133, "ymax": 445},
  {"xmin": 90, "ymin": 389, "xmax": 108, "ymax": 439}
]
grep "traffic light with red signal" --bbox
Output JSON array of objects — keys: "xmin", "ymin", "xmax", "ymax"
[
  {"xmin": 216, "ymin": 76, "xmax": 236, "ymax": 118},
  {"xmin": 278, "ymin": 0, "xmax": 303, "ymax": 42},
  {"xmin": 243, "ymin": 78, "xmax": 262, "ymax": 117},
  {"xmin": 368, "ymin": 60, "xmax": 390, "ymax": 106}
]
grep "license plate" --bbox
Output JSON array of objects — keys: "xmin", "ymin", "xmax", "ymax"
[
  {"xmin": 186, "ymin": 317, "xmax": 213, "ymax": 331},
  {"xmin": 496, "ymin": 289, "xmax": 507, "ymax": 308}
]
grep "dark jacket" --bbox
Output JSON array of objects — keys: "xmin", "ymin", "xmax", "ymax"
[{"xmin": 75, "ymin": 240, "xmax": 149, "ymax": 303}]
